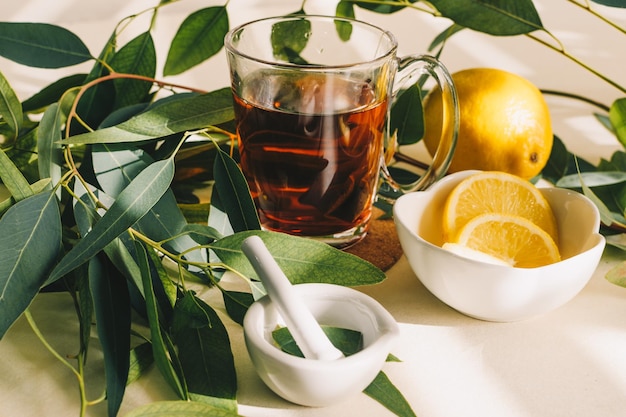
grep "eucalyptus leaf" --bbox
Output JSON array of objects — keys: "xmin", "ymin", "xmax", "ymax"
[
  {"xmin": 92, "ymin": 144, "xmax": 207, "ymax": 269},
  {"xmin": 127, "ymin": 342, "xmax": 154, "ymax": 386},
  {"xmin": 364, "ymin": 371, "xmax": 417, "ymax": 417},
  {"xmin": 391, "ymin": 84, "xmax": 424, "ymax": 145},
  {"xmin": 0, "ymin": 191, "xmax": 62, "ymax": 339},
  {"xmin": 213, "ymin": 147, "xmax": 260, "ymax": 232},
  {"xmin": 208, "ymin": 186, "xmax": 235, "ymax": 238},
  {"xmin": 21, "ymin": 73, "xmax": 86, "ymax": 113},
  {"xmin": 354, "ymin": 0, "xmax": 414, "ymax": 14},
  {"xmin": 428, "ymin": 24, "xmax": 465, "ymax": 52},
  {"xmin": 72, "ymin": 265, "xmax": 93, "ymax": 364},
  {"xmin": 110, "ymin": 31, "xmax": 157, "ymax": 109},
  {"xmin": 211, "ymin": 230, "xmax": 385, "ymax": 287},
  {"xmin": 271, "ymin": 17, "xmax": 311, "ymax": 62},
  {"xmin": 609, "ymin": 97, "xmax": 626, "ymax": 148},
  {"xmin": 590, "ymin": 0, "xmax": 626, "ymax": 7},
  {"xmin": 0, "ymin": 147, "xmax": 34, "ymax": 202},
  {"xmin": 37, "ymin": 103, "xmax": 64, "ymax": 187},
  {"xmin": 335, "ymin": 2, "xmax": 355, "ymax": 40},
  {"xmin": 0, "ymin": 22, "xmax": 92, "ymax": 68},
  {"xmin": 64, "ymin": 88, "xmax": 234, "ymax": 145},
  {"xmin": 164, "ymin": 6, "xmax": 229, "ymax": 76},
  {"xmin": 47, "ymin": 157, "xmax": 175, "ymax": 283},
  {"xmin": 75, "ymin": 31, "xmax": 116, "ymax": 131},
  {"xmin": 428, "ymin": 0, "xmax": 543, "ymax": 36},
  {"xmin": 273, "ymin": 326, "xmax": 363, "ymax": 357},
  {"xmin": 135, "ymin": 240, "xmax": 188, "ymax": 399},
  {"xmin": 0, "ymin": 69, "xmax": 23, "ymax": 140},
  {"xmin": 222, "ymin": 290, "xmax": 254, "ymax": 326},
  {"xmin": 605, "ymin": 260, "xmax": 626, "ymax": 287},
  {"xmin": 171, "ymin": 291, "xmax": 237, "ymax": 400},
  {"xmin": 89, "ymin": 253, "xmax": 131, "ymax": 417},
  {"xmin": 125, "ymin": 400, "xmax": 242, "ymax": 417},
  {"xmin": 556, "ymin": 171, "xmax": 626, "ymax": 188},
  {"xmin": 579, "ymin": 173, "xmax": 626, "ymax": 229},
  {"xmin": 606, "ymin": 233, "xmax": 626, "ymax": 251}
]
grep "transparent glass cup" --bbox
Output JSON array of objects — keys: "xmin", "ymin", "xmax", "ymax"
[{"xmin": 225, "ymin": 15, "xmax": 458, "ymax": 248}]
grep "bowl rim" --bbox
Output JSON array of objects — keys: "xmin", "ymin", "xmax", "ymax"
[{"xmin": 393, "ymin": 171, "xmax": 606, "ymax": 271}]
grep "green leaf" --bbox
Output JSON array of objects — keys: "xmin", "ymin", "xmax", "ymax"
[
  {"xmin": 92, "ymin": 144, "xmax": 206, "ymax": 268},
  {"xmin": 47, "ymin": 157, "xmax": 175, "ymax": 283},
  {"xmin": 222, "ymin": 290, "xmax": 253, "ymax": 325},
  {"xmin": 578, "ymin": 171, "xmax": 626, "ymax": 229},
  {"xmin": 391, "ymin": 84, "xmax": 424, "ymax": 145},
  {"xmin": 213, "ymin": 147, "xmax": 260, "ymax": 232},
  {"xmin": 364, "ymin": 371, "xmax": 417, "ymax": 417},
  {"xmin": 125, "ymin": 400, "xmax": 242, "ymax": 417},
  {"xmin": 89, "ymin": 252, "xmax": 131, "ymax": 417},
  {"xmin": 211, "ymin": 230, "xmax": 385, "ymax": 287},
  {"xmin": 164, "ymin": 6, "xmax": 229, "ymax": 76},
  {"xmin": 37, "ymin": 103, "xmax": 64, "ymax": 186},
  {"xmin": 171, "ymin": 291, "xmax": 237, "ymax": 400},
  {"xmin": 0, "ymin": 69, "xmax": 23, "ymax": 140},
  {"xmin": 72, "ymin": 266, "xmax": 93, "ymax": 364},
  {"xmin": 606, "ymin": 260, "xmax": 626, "ymax": 288},
  {"xmin": 335, "ymin": 2, "xmax": 355, "ymax": 40},
  {"xmin": 273, "ymin": 326, "xmax": 363, "ymax": 357},
  {"xmin": 428, "ymin": 0, "xmax": 544, "ymax": 36},
  {"xmin": 541, "ymin": 135, "xmax": 570, "ymax": 184},
  {"xmin": 75, "ymin": 32, "xmax": 116, "ymax": 131},
  {"xmin": 606, "ymin": 233, "xmax": 626, "ymax": 251},
  {"xmin": 271, "ymin": 17, "xmax": 311, "ymax": 62},
  {"xmin": 428, "ymin": 24, "xmax": 465, "ymax": 52},
  {"xmin": 0, "ymin": 22, "xmax": 92, "ymax": 68},
  {"xmin": 127, "ymin": 342, "xmax": 154, "ymax": 386},
  {"xmin": 0, "ymin": 191, "xmax": 62, "ymax": 339},
  {"xmin": 0, "ymin": 147, "xmax": 34, "ymax": 201},
  {"xmin": 134, "ymin": 240, "xmax": 188, "ymax": 399},
  {"xmin": 22, "ymin": 73, "xmax": 86, "ymax": 113},
  {"xmin": 609, "ymin": 97, "xmax": 626, "ymax": 148},
  {"xmin": 111, "ymin": 31, "xmax": 156, "ymax": 109},
  {"xmin": 556, "ymin": 171, "xmax": 626, "ymax": 188},
  {"xmin": 590, "ymin": 0, "xmax": 626, "ymax": 8},
  {"xmin": 63, "ymin": 88, "xmax": 234, "ymax": 145},
  {"xmin": 354, "ymin": 0, "xmax": 414, "ymax": 14}
]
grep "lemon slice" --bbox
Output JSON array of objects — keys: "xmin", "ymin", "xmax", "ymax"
[
  {"xmin": 453, "ymin": 213, "xmax": 561, "ymax": 268},
  {"xmin": 443, "ymin": 171, "xmax": 558, "ymax": 242}
]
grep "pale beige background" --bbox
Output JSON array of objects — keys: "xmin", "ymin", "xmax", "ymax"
[{"xmin": 1, "ymin": 1, "xmax": 626, "ymax": 416}]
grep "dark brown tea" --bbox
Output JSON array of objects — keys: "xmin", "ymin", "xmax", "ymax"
[{"xmin": 233, "ymin": 71, "xmax": 387, "ymax": 240}]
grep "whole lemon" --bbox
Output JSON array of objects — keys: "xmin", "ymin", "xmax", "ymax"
[{"xmin": 422, "ymin": 68, "xmax": 553, "ymax": 179}]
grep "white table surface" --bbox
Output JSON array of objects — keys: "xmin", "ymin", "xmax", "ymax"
[{"xmin": 1, "ymin": 1, "xmax": 626, "ymax": 416}]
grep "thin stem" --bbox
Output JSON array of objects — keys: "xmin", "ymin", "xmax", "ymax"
[
  {"xmin": 541, "ymin": 89, "xmax": 610, "ymax": 112},
  {"xmin": 526, "ymin": 31, "xmax": 626, "ymax": 94},
  {"xmin": 568, "ymin": 0, "xmax": 626, "ymax": 35},
  {"xmin": 65, "ymin": 73, "xmax": 208, "ymax": 137},
  {"xmin": 25, "ymin": 309, "xmax": 89, "ymax": 416}
]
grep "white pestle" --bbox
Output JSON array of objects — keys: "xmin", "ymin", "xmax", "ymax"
[{"xmin": 241, "ymin": 235, "xmax": 345, "ymax": 361}]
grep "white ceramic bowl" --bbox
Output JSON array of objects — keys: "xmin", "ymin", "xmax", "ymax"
[
  {"xmin": 394, "ymin": 170, "xmax": 606, "ymax": 322},
  {"xmin": 243, "ymin": 283, "xmax": 399, "ymax": 407}
]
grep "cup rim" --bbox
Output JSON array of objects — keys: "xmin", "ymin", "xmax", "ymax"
[{"xmin": 224, "ymin": 14, "xmax": 398, "ymax": 70}]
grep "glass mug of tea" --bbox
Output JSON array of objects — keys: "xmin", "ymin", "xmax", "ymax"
[{"xmin": 225, "ymin": 15, "xmax": 458, "ymax": 248}]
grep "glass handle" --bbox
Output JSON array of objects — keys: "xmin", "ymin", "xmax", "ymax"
[{"xmin": 381, "ymin": 54, "xmax": 459, "ymax": 196}]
